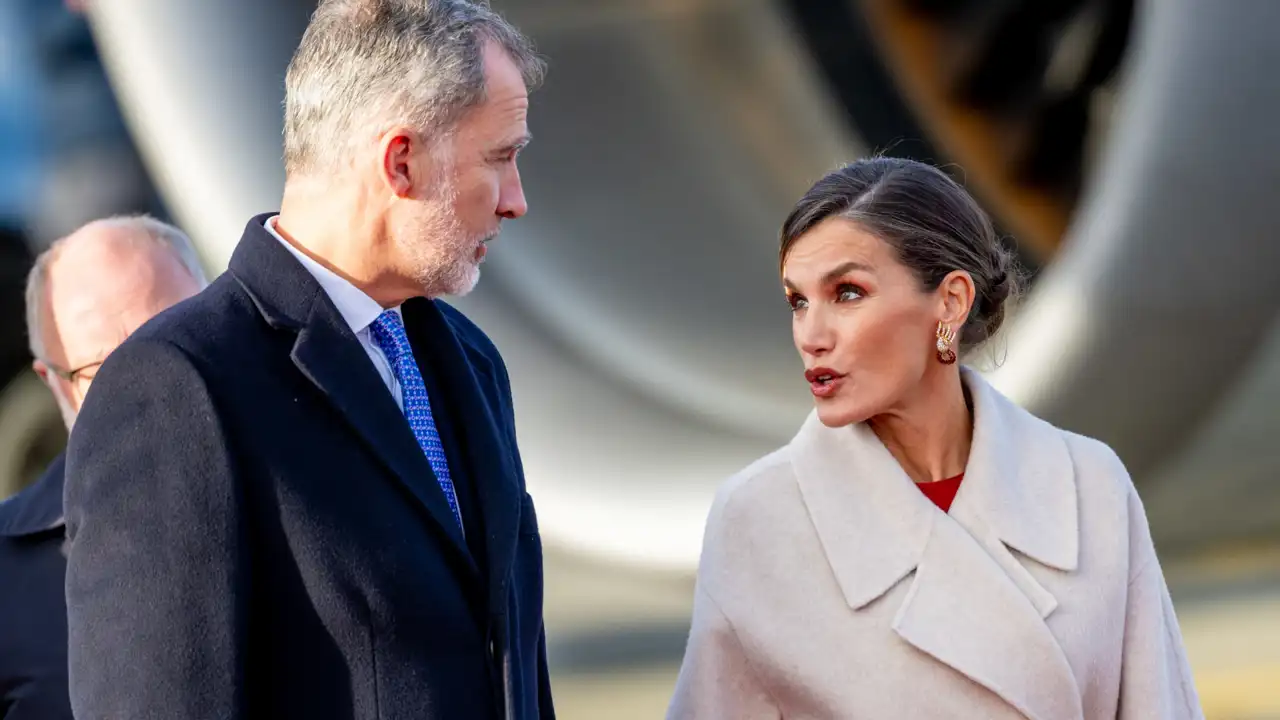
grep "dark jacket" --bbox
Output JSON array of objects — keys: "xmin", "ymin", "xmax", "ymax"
[
  {"xmin": 0, "ymin": 454, "xmax": 73, "ymax": 720},
  {"xmin": 64, "ymin": 215, "xmax": 554, "ymax": 720}
]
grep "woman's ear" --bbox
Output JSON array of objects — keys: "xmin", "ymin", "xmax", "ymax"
[{"xmin": 938, "ymin": 270, "xmax": 977, "ymax": 326}]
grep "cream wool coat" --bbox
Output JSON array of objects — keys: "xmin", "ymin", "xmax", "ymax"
[{"xmin": 669, "ymin": 369, "xmax": 1203, "ymax": 719}]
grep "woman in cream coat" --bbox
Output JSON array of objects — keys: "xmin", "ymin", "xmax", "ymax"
[{"xmin": 668, "ymin": 158, "xmax": 1203, "ymax": 719}]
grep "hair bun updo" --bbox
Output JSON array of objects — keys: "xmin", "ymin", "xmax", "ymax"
[{"xmin": 966, "ymin": 247, "xmax": 1023, "ymax": 350}]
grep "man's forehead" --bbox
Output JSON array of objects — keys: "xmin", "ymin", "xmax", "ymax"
[
  {"xmin": 39, "ymin": 287, "xmax": 126, "ymax": 366},
  {"xmin": 44, "ymin": 250, "xmax": 189, "ymax": 365},
  {"xmin": 46, "ymin": 261, "xmax": 141, "ymax": 340},
  {"xmin": 462, "ymin": 94, "xmax": 528, "ymax": 151}
]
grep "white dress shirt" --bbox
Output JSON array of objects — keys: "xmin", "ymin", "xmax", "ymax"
[{"xmin": 264, "ymin": 215, "xmax": 405, "ymax": 410}]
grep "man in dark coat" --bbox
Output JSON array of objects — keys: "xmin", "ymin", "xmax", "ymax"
[
  {"xmin": 0, "ymin": 215, "xmax": 206, "ymax": 719},
  {"xmin": 63, "ymin": 2, "xmax": 554, "ymax": 718}
]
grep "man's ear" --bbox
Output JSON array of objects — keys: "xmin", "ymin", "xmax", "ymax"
[
  {"xmin": 379, "ymin": 128, "xmax": 418, "ymax": 198},
  {"xmin": 32, "ymin": 359, "xmax": 53, "ymax": 390}
]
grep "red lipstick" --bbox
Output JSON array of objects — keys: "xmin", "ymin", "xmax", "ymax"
[{"xmin": 805, "ymin": 367, "xmax": 846, "ymax": 398}]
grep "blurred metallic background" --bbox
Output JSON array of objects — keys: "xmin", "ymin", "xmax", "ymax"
[{"xmin": 1, "ymin": 0, "xmax": 1278, "ymax": 716}]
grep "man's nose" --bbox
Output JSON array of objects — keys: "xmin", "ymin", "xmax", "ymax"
[{"xmin": 498, "ymin": 166, "xmax": 527, "ymax": 220}]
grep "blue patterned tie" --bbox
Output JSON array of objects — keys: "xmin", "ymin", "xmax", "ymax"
[{"xmin": 368, "ymin": 310, "xmax": 464, "ymax": 533}]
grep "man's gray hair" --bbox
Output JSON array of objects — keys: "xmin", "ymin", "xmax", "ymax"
[
  {"xmin": 25, "ymin": 214, "xmax": 209, "ymax": 360},
  {"xmin": 282, "ymin": 0, "xmax": 545, "ymax": 178}
]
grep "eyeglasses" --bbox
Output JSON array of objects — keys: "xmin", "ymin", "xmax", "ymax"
[{"xmin": 41, "ymin": 359, "xmax": 104, "ymax": 385}]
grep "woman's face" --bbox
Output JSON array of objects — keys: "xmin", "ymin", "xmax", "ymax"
[{"xmin": 783, "ymin": 217, "xmax": 956, "ymax": 427}]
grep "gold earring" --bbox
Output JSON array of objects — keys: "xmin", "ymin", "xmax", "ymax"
[{"xmin": 935, "ymin": 323, "xmax": 957, "ymax": 365}]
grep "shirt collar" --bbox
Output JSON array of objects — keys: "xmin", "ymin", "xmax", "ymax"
[{"xmin": 264, "ymin": 215, "xmax": 397, "ymax": 334}]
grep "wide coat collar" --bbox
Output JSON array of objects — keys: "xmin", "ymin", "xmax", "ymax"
[
  {"xmin": 227, "ymin": 214, "xmax": 522, "ymax": 607},
  {"xmin": 790, "ymin": 367, "xmax": 1083, "ymax": 720}
]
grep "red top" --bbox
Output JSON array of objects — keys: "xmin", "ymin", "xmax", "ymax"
[{"xmin": 917, "ymin": 473, "xmax": 965, "ymax": 512}]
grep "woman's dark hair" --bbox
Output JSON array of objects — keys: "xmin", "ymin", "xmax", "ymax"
[{"xmin": 780, "ymin": 157, "xmax": 1023, "ymax": 351}]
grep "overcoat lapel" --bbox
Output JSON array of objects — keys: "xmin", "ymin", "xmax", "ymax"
[
  {"xmin": 403, "ymin": 298, "xmax": 522, "ymax": 612},
  {"xmin": 791, "ymin": 368, "xmax": 1083, "ymax": 719},
  {"xmin": 229, "ymin": 216, "xmax": 474, "ymax": 572},
  {"xmin": 290, "ymin": 296, "xmax": 473, "ymax": 564}
]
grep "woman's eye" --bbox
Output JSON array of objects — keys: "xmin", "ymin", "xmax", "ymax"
[
  {"xmin": 787, "ymin": 295, "xmax": 808, "ymax": 312},
  {"xmin": 836, "ymin": 284, "xmax": 864, "ymax": 302}
]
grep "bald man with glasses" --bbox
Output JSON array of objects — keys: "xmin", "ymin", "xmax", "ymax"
[{"xmin": 0, "ymin": 215, "xmax": 206, "ymax": 720}]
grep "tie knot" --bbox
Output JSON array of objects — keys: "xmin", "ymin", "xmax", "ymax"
[{"xmin": 369, "ymin": 309, "xmax": 410, "ymax": 364}]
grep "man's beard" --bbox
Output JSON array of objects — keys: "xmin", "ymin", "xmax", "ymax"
[{"xmin": 396, "ymin": 178, "xmax": 494, "ymax": 298}]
